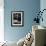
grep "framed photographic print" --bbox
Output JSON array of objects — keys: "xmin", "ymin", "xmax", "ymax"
[{"xmin": 11, "ymin": 11, "xmax": 24, "ymax": 27}]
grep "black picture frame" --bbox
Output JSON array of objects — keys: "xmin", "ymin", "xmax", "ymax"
[{"xmin": 11, "ymin": 11, "xmax": 24, "ymax": 27}]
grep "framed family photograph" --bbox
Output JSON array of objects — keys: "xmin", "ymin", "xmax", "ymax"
[{"xmin": 11, "ymin": 11, "xmax": 24, "ymax": 27}]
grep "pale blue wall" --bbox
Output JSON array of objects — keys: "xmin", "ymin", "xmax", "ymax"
[
  {"xmin": 40, "ymin": 0, "xmax": 46, "ymax": 27},
  {"xmin": 4, "ymin": 0, "xmax": 40, "ymax": 42}
]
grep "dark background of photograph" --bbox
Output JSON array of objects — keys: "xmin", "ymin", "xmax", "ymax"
[{"xmin": 13, "ymin": 13, "xmax": 21, "ymax": 24}]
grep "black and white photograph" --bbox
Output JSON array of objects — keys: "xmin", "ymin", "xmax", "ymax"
[{"xmin": 11, "ymin": 11, "xmax": 24, "ymax": 27}]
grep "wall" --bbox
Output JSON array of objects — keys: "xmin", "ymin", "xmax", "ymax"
[
  {"xmin": 40, "ymin": 0, "xmax": 46, "ymax": 27},
  {"xmin": 4, "ymin": 0, "xmax": 40, "ymax": 42}
]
